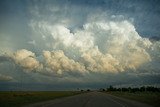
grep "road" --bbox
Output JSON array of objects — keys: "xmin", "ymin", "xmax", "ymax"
[{"xmin": 25, "ymin": 92, "xmax": 152, "ymax": 107}]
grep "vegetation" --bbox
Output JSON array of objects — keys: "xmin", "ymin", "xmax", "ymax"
[
  {"xmin": 100, "ymin": 86, "xmax": 160, "ymax": 107},
  {"xmin": 106, "ymin": 85, "xmax": 160, "ymax": 92},
  {"xmin": 0, "ymin": 86, "xmax": 159, "ymax": 107},
  {"xmin": 0, "ymin": 91, "xmax": 81, "ymax": 107}
]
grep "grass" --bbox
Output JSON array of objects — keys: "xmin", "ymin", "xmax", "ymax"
[
  {"xmin": 106, "ymin": 91, "xmax": 160, "ymax": 107},
  {"xmin": 0, "ymin": 91, "xmax": 81, "ymax": 107}
]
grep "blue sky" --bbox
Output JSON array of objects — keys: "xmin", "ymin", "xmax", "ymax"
[{"xmin": 0, "ymin": 0, "xmax": 160, "ymax": 90}]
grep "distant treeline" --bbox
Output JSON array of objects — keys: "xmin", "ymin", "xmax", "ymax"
[{"xmin": 99, "ymin": 86, "xmax": 160, "ymax": 92}]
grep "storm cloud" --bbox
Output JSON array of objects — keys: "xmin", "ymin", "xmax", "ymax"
[
  {"xmin": 0, "ymin": 0, "xmax": 160, "ymax": 89},
  {"xmin": 6, "ymin": 17, "xmax": 159, "ymax": 76}
]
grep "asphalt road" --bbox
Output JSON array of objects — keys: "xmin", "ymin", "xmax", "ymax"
[{"xmin": 26, "ymin": 92, "xmax": 152, "ymax": 107}]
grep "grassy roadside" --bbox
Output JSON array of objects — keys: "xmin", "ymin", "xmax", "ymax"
[
  {"xmin": 106, "ymin": 91, "xmax": 160, "ymax": 107},
  {"xmin": 0, "ymin": 91, "xmax": 82, "ymax": 107}
]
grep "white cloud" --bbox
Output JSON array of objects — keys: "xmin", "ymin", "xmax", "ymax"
[
  {"xmin": 81, "ymin": 47, "xmax": 122, "ymax": 73},
  {"xmin": 29, "ymin": 15, "xmax": 154, "ymax": 74},
  {"xmin": 43, "ymin": 50, "xmax": 87, "ymax": 74},
  {"xmin": 2, "ymin": 8, "xmax": 160, "ymax": 77},
  {"xmin": 0, "ymin": 1, "xmax": 160, "ymax": 86},
  {"xmin": 11, "ymin": 49, "xmax": 42, "ymax": 71},
  {"xmin": 12, "ymin": 19, "xmax": 153, "ymax": 75}
]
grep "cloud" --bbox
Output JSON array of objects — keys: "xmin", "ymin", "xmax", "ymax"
[
  {"xmin": 28, "ymin": 15, "xmax": 154, "ymax": 74},
  {"xmin": 3, "ymin": 12, "xmax": 158, "ymax": 76},
  {"xmin": 81, "ymin": 47, "xmax": 122, "ymax": 73},
  {"xmin": 0, "ymin": 74, "xmax": 13, "ymax": 81},
  {"xmin": 0, "ymin": 2, "xmax": 160, "ymax": 84},
  {"xmin": 30, "ymin": 22, "xmax": 94, "ymax": 52},
  {"xmin": 0, "ymin": 0, "xmax": 160, "ymax": 88},
  {"xmin": 81, "ymin": 20, "xmax": 151, "ymax": 71},
  {"xmin": 43, "ymin": 50, "xmax": 87, "ymax": 74},
  {"xmin": 7, "ymin": 49, "xmax": 87, "ymax": 75},
  {"xmin": 10, "ymin": 49, "xmax": 42, "ymax": 72},
  {"xmin": 2, "ymin": 11, "xmax": 159, "ymax": 78},
  {"xmin": 8, "ymin": 17, "xmax": 156, "ymax": 75}
]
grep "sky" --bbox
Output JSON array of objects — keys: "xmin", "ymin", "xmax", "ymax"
[{"xmin": 0, "ymin": 0, "xmax": 160, "ymax": 90}]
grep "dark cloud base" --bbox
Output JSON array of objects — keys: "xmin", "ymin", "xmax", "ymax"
[{"xmin": 0, "ymin": 73, "xmax": 160, "ymax": 91}]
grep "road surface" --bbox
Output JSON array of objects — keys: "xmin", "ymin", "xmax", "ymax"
[{"xmin": 25, "ymin": 92, "xmax": 152, "ymax": 107}]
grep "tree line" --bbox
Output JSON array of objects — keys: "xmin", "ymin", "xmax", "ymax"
[{"xmin": 99, "ymin": 86, "xmax": 160, "ymax": 92}]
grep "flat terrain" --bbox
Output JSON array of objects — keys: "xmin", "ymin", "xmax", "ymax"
[
  {"xmin": 0, "ymin": 91, "xmax": 81, "ymax": 107},
  {"xmin": 106, "ymin": 91, "xmax": 160, "ymax": 107},
  {"xmin": 26, "ymin": 92, "xmax": 152, "ymax": 107}
]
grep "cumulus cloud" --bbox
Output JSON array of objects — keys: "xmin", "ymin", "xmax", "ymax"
[
  {"xmin": 27, "ymin": 15, "xmax": 155, "ymax": 74},
  {"xmin": 43, "ymin": 50, "xmax": 87, "ymax": 74},
  {"xmin": 0, "ymin": 74, "xmax": 13, "ymax": 81},
  {"xmin": 81, "ymin": 20, "xmax": 151, "ymax": 71},
  {"xmin": 7, "ymin": 49, "xmax": 86, "ymax": 75},
  {"xmin": 30, "ymin": 22, "xmax": 94, "ymax": 52},
  {"xmin": 3, "ymin": 12, "xmax": 159, "ymax": 77},
  {"xmin": 81, "ymin": 47, "xmax": 122, "ymax": 73},
  {"xmin": 8, "ymin": 18, "xmax": 156, "ymax": 75},
  {"xmin": 0, "ymin": 0, "xmax": 160, "ymax": 88},
  {"xmin": 1, "ymin": 3, "xmax": 159, "ymax": 77},
  {"xmin": 11, "ymin": 49, "xmax": 42, "ymax": 72}
]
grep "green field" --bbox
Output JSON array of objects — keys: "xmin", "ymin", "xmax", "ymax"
[
  {"xmin": 0, "ymin": 91, "xmax": 81, "ymax": 107},
  {"xmin": 107, "ymin": 92, "xmax": 160, "ymax": 107}
]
